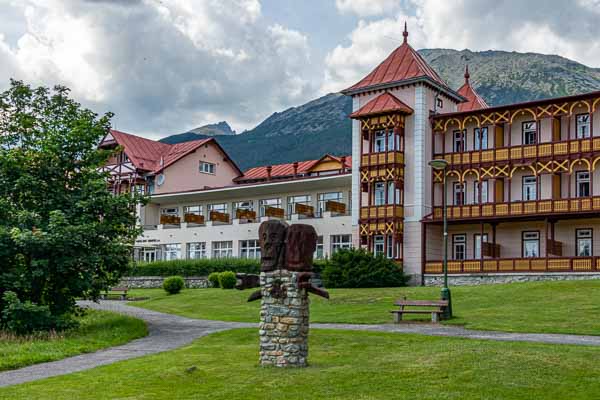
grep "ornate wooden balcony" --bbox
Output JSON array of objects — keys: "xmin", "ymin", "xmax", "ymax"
[
  {"xmin": 425, "ymin": 257, "xmax": 600, "ymax": 274},
  {"xmin": 360, "ymin": 205, "xmax": 404, "ymax": 220},
  {"xmin": 431, "ymin": 197, "xmax": 600, "ymax": 221},
  {"xmin": 436, "ymin": 137, "xmax": 600, "ymax": 166},
  {"xmin": 361, "ymin": 151, "xmax": 404, "ymax": 167}
]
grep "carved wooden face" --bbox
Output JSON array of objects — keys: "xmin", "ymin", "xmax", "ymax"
[
  {"xmin": 259, "ymin": 220, "xmax": 288, "ymax": 271},
  {"xmin": 285, "ymin": 224, "xmax": 317, "ymax": 271}
]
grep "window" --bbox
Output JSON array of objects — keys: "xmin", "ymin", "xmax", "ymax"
[
  {"xmin": 473, "ymin": 180, "xmax": 488, "ymax": 204},
  {"xmin": 207, "ymin": 203, "xmax": 228, "ymax": 214},
  {"xmin": 199, "ymin": 161, "xmax": 215, "ymax": 174},
  {"xmin": 522, "ymin": 176, "xmax": 537, "ymax": 201},
  {"xmin": 386, "ymin": 235, "xmax": 394, "ymax": 259},
  {"xmin": 576, "ymin": 229, "xmax": 592, "ymax": 257},
  {"xmin": 387, "ymin": 181, "xmax": 397, "ymax": 205},
  {"xmin": 259, "ymin": 198, "xmax": 282, "ymax": 217},
  {"xmin": 436, "ymin": 97, "xmax": 443, "ymax": 109},
  {"xmin": 374, "ymin": 130, "xmax": 386, "ymax": 152},
  {"xmin": 287, "ymin": 195, "xmax": 312, "ymax": 216},
  {"xmin": 576, "ymin": 171, "xmax": 590, "ymax": 197},
  {"xmin": 453, "ymin": 234, "xmax": 466, "ymax": 260},
  {"xmin": 233, "ymin": 200, "xmax": 253, "ymax": 211},
  {"xmin": 184, "ymin": 205, "xmax": 202, "ymax": 216},
  {"xmin": 240, "ymin": 240, "xmax": 261, "ymax": 259},
  {"xmin": 474, "ymin": 234, "xmax": 489, "ymax": 258},
  {"xmin": 374, "ymin": 182, "xmax": 386, "ymax": 206},
  {"xmin": 453, "ymin": 130, "xmax": 465, "ymax": 152},
  {"xmin": 374, "ymin": 235, "xmax": 385, "ymax": 257},
  {"xmin": 331, "ymin": 235, "xmax": 352, "ymax": 253},
  {"xmin": 314, "ymin": 236, "xmax": 324, "ymax": 259},
  {"xmin": 474, "ymin": 127, "xmax": 488, "ymax": 150},
  {"xmin": 161, "ymin": 207, "xmax": 179, "ymax": 216},
  {"xmin": 522, "ymin": 231, "xmax": 540, "ymax": 258},
  {"xmin": 576, "ymin": 113, "xmax": 590, "ymax": 139},
  {"xmin": 142, "ymin": 247, "xmax": 156, "ymax": 263},
  {"xmin": 317, "ymin": 192, "xmax": 343, "ymax": 216},
  {"xmin": 453, "ymin": 182, "xmax": 465, "ymax": 205},
  {"xmin": 522, "ymin": 121, "xmax": 537, "ymax": 145},
  {"xmin": 163, "ymin": 243, "xmax": 181, "ymax": 260},
  {"xmin": 187, "ymin": 242, "xmax": 206, "ymax": 259},
  {"xmin": 212, "ymin": 241, "xmax": 233, "ymax": 258}
]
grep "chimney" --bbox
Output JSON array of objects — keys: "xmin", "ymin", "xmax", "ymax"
[
  {"xmin": 266, "ymin": 165, "xmax": 272, "ymax": 181},
  {"xmin": 340, "ymin": 156, "xmax": 346, "ymax": 173},
  {"xmin": 293, "ymin": 162, "xmax": 299, "ymax": 177}
]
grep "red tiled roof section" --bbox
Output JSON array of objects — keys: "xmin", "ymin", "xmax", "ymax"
[
  {"xmin": 456, "ymin": 65, "xmax": 489, "ymax": 112},
  {"xmin": 161, "ymin": 138, "xmax": 213, "ymax": 170},
  {"xmin": 239, "ymin": 155, "xmax": 352, "ymax": 181},
  {"xmin": 349, "ymin": 92, "xmax": 413, "ymax": 118},
  {"xmin": 109, "ymin": 129, "xmax": 171, "ymax": 171},
  {"xmin": 343, "ymin": 41, "xmax": 449, "ymax": 93}
]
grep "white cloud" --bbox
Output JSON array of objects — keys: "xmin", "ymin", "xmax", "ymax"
[
  {"xmin": 324, "ymin": 0, "xmax": 600, "ymax": 93},
  {"xmin": 0, "ymin": 0, "xmax": 315, "ymax": 138},
  {"xmin": 335, "ymin": 0, "xmax": 403, "ymax": 17}
]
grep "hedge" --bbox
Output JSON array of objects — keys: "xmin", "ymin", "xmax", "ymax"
[{"xmin": 127, "ymin": 258, "xmax": 329, "ymax": 277}]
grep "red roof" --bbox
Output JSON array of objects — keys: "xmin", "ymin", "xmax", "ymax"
[
  {"xmin": 456, "ymin": 66, "xmax": 488, "ymax": 112},
  {"xmin": 104, "ymin": 129, "xmax": 242, "ymax": 176},
  {"xmin": 349, "ymin": 92, "xmax": 413, "ymax": 118},
  {"xmin": 238, "ymin": 154, "xmax": 352, "ymax": 182},
  {"xmin": 343, "ymin": 27, "xmax": 449, "ymax": 94}
]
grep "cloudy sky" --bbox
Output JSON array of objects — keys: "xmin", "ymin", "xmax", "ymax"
[{"xmin": 0, "ymin": 0, "xmax": 599, "ymax": 139}]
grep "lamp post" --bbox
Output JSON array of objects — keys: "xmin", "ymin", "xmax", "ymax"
[{"xmin": 428, "ymin": 159, "xmax": 452, "ymax": 318}]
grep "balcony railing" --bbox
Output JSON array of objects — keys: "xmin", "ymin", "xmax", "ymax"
[
  {"xmin": 361, "ymin": 151, "xmax": 404, "ymax": 167},
  {"xmin": 432, "ymin": 197, "xmax": 600, "ymax": 221},
  {"xmin": 360, "ymin": 205, "xmax": 404, "ymax": 220},
  {"xmin": 436, "ymin": 137, "xmax": 600, "ymax": 166},
  {"xmin": 425, "ymin": 257, "xmax": 600, "ymax": 274}
]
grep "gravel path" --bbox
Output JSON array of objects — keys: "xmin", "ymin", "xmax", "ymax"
[{"xmin": 1, "ymin": 300, "xmax": 599, "ymax": 388}]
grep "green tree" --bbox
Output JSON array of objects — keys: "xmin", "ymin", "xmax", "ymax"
[{"xmin": 0, "ymin": 80, "xmax": 143, "ymax": 333}]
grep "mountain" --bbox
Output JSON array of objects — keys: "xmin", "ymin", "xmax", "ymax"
[
  {"xmin": 161, "ymin": 121, "xmax": 235, "ymax": 145},
  {"xmin": 161, "ymin": 49, "xmax": 600, "ymax": 170}
]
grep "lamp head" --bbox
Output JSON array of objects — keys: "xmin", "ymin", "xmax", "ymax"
[{"xmin": 428, "ymin": 159, "xmax": 449, "ymax": 171}]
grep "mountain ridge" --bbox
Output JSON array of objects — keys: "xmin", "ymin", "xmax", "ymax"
[{"xmin": 161, "ymin": 48, "xmax": 600, "ymax": 170}]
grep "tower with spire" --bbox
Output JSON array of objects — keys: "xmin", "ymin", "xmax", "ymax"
[
  {"xmin": 342, "ymin": 22, "xmax": 468, "ymax": 282},
  {"xmin": 456, "ymin": 65, "xmax": 489, "ymax": 112}
]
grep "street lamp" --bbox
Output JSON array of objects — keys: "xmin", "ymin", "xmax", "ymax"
[{"xmin": 428, "ymin": 159, "xmax": 452, "ymax": 319}]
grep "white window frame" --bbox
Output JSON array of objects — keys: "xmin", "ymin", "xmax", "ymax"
[
  {"xmin": 576, "ymin": 171, "xmax": 590, "ymax": 198},
  {"xmin": 374, "ymin": 130, "xmax": 386, "ymax": 152},
  {"xmin": 199, "ymin": 161, "xmax": 216, "ymax": 174},
  {"xmin": 453, "ymin": 182, "xmax": 465, "ymax": 205},
  {"xmin": 163, "ymin": 243, "xmax": 181, "ymax": 260},
  {"xmin": 314, "ymin": 236, "xmax": 324, "ymax": 259},
  {"xmin": 576, "ymin": 113, "xmax": 590, "ymax": 139},
  {"xmin": 474, "ymin": 234, "xmax": 489, "ymax": 259},
  {"xmin": 208, "ymin": 203, "xmax": 228, "ymax": 214},
  {"xmin": 374, "ymin": 182, "xmax": 386, "ymax": 206},
  {"xmin": 522, "ymin": 176, "xmax": 537, "ymax": 201},
  {"xmin": 522, "ymin": 231, "xmax": 540, "ymax": 258},
  {"xmin": 576, "ymin": 229, "xmax": 592, "ymax": 257},
  {"xmin": 240, "ymin": 240, "xmax": 261, "ymax": 259},
  {"xmin": 331, "ymin": 235, "xmax": 352, "ymax": 254},
  {"xmin": 142, "ymin": 247, "xmax": 157, "ymax": 263},
  {"xmin": 453, "ymin": 130, "xmax": 464, "ymax": 152},
  {"xmin": 259, "ymin": 198, "xmax": 282, "ymax": 217},
  {"xmin": 317, "ymin": 192, "xmax": 343, "ymax": 216},
  {"xmin": 473, "ymin": 180, "xmax": 488, "ymax": 204},
  {"xmin": 474, "ymin": 127, "xmax": 488, "ymax": 150},
  {"xmin": 373, "ymin": 235, "xmax": 385, "ymax": 257},
  {"xmin": 184, "ymin": 205, "xmax": 202, "ymax": 216},
  {"xmin": 212, "ymin": 241, "xmax": 233, "ymax": 258},
  {"xmin": 187, "ymin": 242, "xmax": 206, "ymax": 259},
  {"xmin": 287, "ymin": 195, "xmax": 312, "ymax": 216},
  {"xmin": 453, "ymin": 234, "xmax": 466, "ymax": 260},
  {"xmin": 522, "ymin": 121, "xmax": 537, "ymax": 145}
]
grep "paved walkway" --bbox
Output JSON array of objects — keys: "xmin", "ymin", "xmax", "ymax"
[{"xmin": 1, "ymin": 300, "xmax": 599, "ymax": 387}]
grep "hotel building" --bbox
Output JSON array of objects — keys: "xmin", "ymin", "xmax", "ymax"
[{"xmin": 103, "ymin": 24, "xmax": 600, "ymax": 284}]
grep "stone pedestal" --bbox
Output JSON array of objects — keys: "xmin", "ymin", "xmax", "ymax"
[{"xmin": 259, "ymin": 270, "xmax": 309, "ymax": 367}]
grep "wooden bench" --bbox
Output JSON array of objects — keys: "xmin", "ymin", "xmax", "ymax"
[
  {"xmin": 101, "ymin": 286, "xmax": 129, "ymax": 301},
  {"xmin": 390, "ymin": 299, "xmax": 449, "ymax": 323}
]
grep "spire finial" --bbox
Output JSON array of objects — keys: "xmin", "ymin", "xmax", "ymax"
[
  {"xmin": 402, "ymin": 21, "xmax": 408, "ymax": 43},
  {"xmin": 464, "ymin": 64, "xmax": 470, "ymax": 83}
]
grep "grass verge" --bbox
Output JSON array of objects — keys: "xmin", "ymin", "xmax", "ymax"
[
  {"xmin": 0, "ymin": 310, "xmax": 147, "ymax": 371},
  {"xmin": 2, "ymin": 328, "xmax": 599, "ymax": 399},
  {"xmin": 129, "ymin": 280, "xmax": 600, "ymax": 335}
]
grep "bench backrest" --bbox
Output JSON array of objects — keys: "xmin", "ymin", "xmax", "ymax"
[{"xmin": 395, "ymin": 300, "xmax": 448, "ymax": 307}]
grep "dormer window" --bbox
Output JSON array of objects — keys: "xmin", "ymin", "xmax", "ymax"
[
  {"xmin": 576, "ymin": 113, "xmax": 590, "ymax": 138},
  {"xmin": 200, "ymin": 161, "xmax": 215, "ymax": 174},
  {"xmin": 436, "ymin": 98, "xmax": 443, "ymax": 109}
]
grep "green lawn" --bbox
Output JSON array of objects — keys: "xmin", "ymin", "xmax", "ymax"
[
  {"xmin": 0, "ymin": 310, "xmax": 147, "ymax": 371},
  {"xmin": 2, "ymin": 328, "xmax": 599, "ymax": 400},
  {"xmin": 129, "ymin": 280, "xmax": 600, "ymax": 335}
]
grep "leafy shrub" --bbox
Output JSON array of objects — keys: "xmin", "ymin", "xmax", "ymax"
[
  {"xmin": 0, "ymin": 291, "xmax": 75, "ymax": 334},
  {"xmin": 208, "ymin": 272, "xmax": 220, "ymax": 288},
  {"xmin": 129, "ymin": 258, "xmax": 260, "ymax": 277},
  {"xmin": 218, "ymin": 271, "xmax": 237, "ymax": 289},
  {"xmin": 321, "ymin": 248, "xmax": 406, "ymax": 288},
  {"xmin": 163, "ymin": 276, "xmax": 185, "ymax": 295}
]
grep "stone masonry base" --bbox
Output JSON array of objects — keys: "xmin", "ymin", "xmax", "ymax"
[
  {"xmin": 424, "ymin": 272, "xmax": 600, "ymax": 286},
  {"xmin": 119, "ymin": 276, "xmax": 210, "ymax": 289}
]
